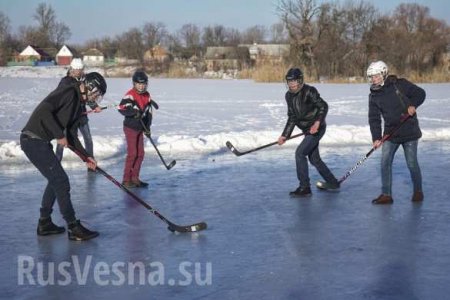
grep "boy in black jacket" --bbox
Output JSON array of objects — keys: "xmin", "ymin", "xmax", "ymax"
[
  {"xmin": 278, "ymin": 68, "xmax": 340, "ymax": 197},
  {"xmin": 367, "ymin": 61, "xmax": 425, "ymax": 204},
  {"xmin": 20, "ymin": 72, "xmax": 107, "ymax": 241}
]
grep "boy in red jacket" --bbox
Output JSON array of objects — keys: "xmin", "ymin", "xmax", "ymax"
[{"xmin": 119, "ymin": 70, "xmax": 154, "ymax": 188}]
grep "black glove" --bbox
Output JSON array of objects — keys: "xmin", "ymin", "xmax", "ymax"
[
  {"xmin": 150, "ymin": 100, "xmax": 159, "ymax": 110},
  {"xmin": 134, "ymin": 111, "xmax": 142, "ymax": 119},
  {"xmin": 144, "ymin": 129, "xmax": 151, "ymax": 138}
]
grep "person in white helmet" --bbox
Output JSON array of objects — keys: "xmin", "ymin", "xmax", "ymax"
[
  {"xmin": 55, "ymin": 58, "xmax": 102, "ymax": 167},
  {"xmin": 367, "ymin": 61, "xmax": 425, "ymax": 204}
]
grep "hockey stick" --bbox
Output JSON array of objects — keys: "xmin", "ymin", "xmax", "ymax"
[
  {"xmin": 140, "ymin": 120, "xmax": 176, "ymax": 170},
  {"xmin": 337, "ymin": 114, "xmax": 412, "ymax": 184},
  {"xmin": 84, "ymin": 105, "xmax": 109, "ymax": 115},
  {"xmin": 68, "ymin": 146, "xmax": 206, "ymax": 233},
  {"xmin": 226, "ymin": 132, "xmax": 304, "ymax": 156}
]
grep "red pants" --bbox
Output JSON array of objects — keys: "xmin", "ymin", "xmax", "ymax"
[{"xmin": 123, "ymin": 126, "xmax": 145, "ymax": 182}]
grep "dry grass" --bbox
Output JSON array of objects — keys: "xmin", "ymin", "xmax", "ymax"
[
  {"xmin": 165, "ymin": 64, "xmax": 200, "ymax": 78},
  {"xmin": 249, "ymin": 63, "xmax": 290, "ymax": 82}
]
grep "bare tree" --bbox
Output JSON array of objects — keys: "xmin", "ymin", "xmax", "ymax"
[
  {"xmin": 0, "ymin": 12, "xmax": 10, "ymax": 65},
  {"xmin": 27, "ymin": 3, "xmax": 71, "ymax": 48},
  {"xmin": 142, "ymin": 22, "xmax": 168, "ymax": 49},
  {"xmin": 0, "ymin": 12, "xmax": 10, "ymax": 43},
  {"xmin": 277, "ymin": 0, "xmax": 322, "ymax": 78},
  {"xmin": 33, "ymin": 3, "xmax": 55, "ymax": 33},
  {"xmin": 223, "ymin": 28, "xmax": 242, "ymax": 46},
  {"xmin": 117, "ymin": 28, "xmax": 144, "ymax": 63},
  {"xmin": 270, "ymin": 22, "xmax": 288, "ymax": 43},
  {"xmin": 18, "ymin": 25, "xmax": 44, "ymax": 47},
  {"xmin": 178, "ymin": 23, "xmax": 201, "ymax": 56},
  {"xmin": 51, "ymin": 22, "xmax": 71, "ymax": 48},
  {"xmin": 241, "ymin": 25, "xmax": 267, "ymax": 44},
  {"xmin": 202, "ymin": 25, "xmax": 227, "ymax": 47}
]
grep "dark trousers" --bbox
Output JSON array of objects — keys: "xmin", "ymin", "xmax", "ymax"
[
  {"xmin": 20, "ymin": 134, "xmax": 76, "ymax": 223},
  {"xmin": 122, "ymin": 126, "xmax": 145, "ymax": 182},
  {"xmin": 295, "ymin": 126, "xmax": 338, "ymax": 188}
]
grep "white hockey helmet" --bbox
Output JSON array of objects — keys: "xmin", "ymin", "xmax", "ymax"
[
  {"xmin": 70, "ymin": 58, "xmax": 84, "ymax": 70},
  {"xmin": 366, "ymin": 61, "xmax": 388, "ymax": 79}
]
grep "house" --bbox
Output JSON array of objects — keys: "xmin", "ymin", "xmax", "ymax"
[
  {"xmin": 18, "ymin": 45, "xmax": 52, "ymax": 62},
  {"xmin": 114, "ymin": 50, "xmax": 139, "ymax": 66},
  {"xmin": 241, "ymin": 43, "xmax": 290, "ymax": 66},
  {"xmin": 204, "ymin": 46, "xmax": 250, "ymax": 71},
  {"xmin": 55, "ymin": 45, "xmax": 77, "ymax": 65},
  {"xmin": 143, "ymin": 45, "xmax": 172, "ymax": 63},
  {"xmin": 83, "ymin": 48, "xmax": 104, "ymax": 66}
]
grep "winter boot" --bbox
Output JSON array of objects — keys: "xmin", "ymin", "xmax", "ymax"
[
  {"xmin": 316, "ymin": 180, "xmax": 340, "ymax": 191},
  {"xmin": 371, "ymin": 194, "xmax": 393, "ymax": 204},
  {"xmin": 37, "ymin": 217, "xmax": 65, "ymax": 236},
  {"xmin": 132, "ymin": 179, "xmax": 149, "ymax": 188},
  {"xmin": 290, "ymin": 186, "xmax": 312, "ymax": 197},
  {"xmin": 411, "ymin": 191, "xmax": 424, "ymax": 202},
  {"xmin": 68, "ymin": 220, "xmax": 99, "ymax": 241},
  {"xmin": 122, "ymin": 181, "xmax": 137, "ymax": 188}
]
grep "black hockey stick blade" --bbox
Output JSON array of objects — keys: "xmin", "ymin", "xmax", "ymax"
[
  {"xmin": 166, "ymin": 160, "xmax": 177, "ymax": 170},
  {"xmin": 225, "ymin": 141, "xmax": 243, "ymax": 156},
  {"xmin": 168, "ymin": 221, "xmax": 208, "ymax": 233}
]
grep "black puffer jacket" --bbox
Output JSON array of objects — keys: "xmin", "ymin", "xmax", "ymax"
[
  {"xmin": 369, "ymin": 75, "xmax": 425, "ymax": 143},
  {"xmin": 282, "ymin": 84, "xmax": 328, "ymax": 137}
]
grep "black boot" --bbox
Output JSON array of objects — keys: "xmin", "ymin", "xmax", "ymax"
[
  {"xmin": 132, "ymin": 179, "xmax": 149, "ymax": 188},
  {"xmin": 37, "ymin": 217, "xmax": 65, "ymax": 236},
  {"xmin": 68, "ymin": 220, "xmax": 99, "ymax": 241},
  {"xmin": 289, "ymin": 186, "xmax": 312, "ymax": 197}
]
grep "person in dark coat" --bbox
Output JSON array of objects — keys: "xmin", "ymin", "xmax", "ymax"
[
  {"xmin": 20, "ymin": 72, "xmax": 107, "ymax": 241},
  {"xmin": 278, "ymin": 67, "xmax": 340, "ymax": 197},
  {"xmin": 55, "ymin": 58, "xmax": 102, "ymax": 165},
  {"xmin": 367, "ymin": 61, "xmax": 425, "ymax": 204}
]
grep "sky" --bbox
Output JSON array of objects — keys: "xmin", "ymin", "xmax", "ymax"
[{"xmin": 1, "ymin": 0, "xmax": 450, "ymax": 45}]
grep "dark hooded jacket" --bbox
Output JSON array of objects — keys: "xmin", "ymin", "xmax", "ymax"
[
  {"xmin": 368, "ymin": 75, "xmax": 425, "ymax": 143},
  {"xmin": 21, "ymin": 83, "xmax": 90, "ymax": 158},
  {"xmin": 282, "ymin": 84, "xmax": 328, "ymax": 137}
]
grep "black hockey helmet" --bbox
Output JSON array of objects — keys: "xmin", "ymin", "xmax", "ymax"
[
  {"xmin": 132, "ymin": 70, "xmax": 148, "ymax": 84},
  {"xmin": 285, "ymin": 68, "xmax": 304, "ymax": 84},
  {"xmin": 84, "ymin": 72, "xmax": 107, "ymax": 95}
]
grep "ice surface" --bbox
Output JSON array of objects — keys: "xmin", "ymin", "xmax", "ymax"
[{"xmin": 1, "ymin": 69, "xmax": 450, "ymax": 299}]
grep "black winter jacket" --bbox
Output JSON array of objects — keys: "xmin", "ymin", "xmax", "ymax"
[
  {"xmin": 21, "ymin": 83, "xmax": 90, "ymax": 158},
  {"xmin": 282, "ymin": 84, "xmax": 328, "ymax": 137},
  {"xmin": 368, "ymin": 75, "xmax": 425, "ymax": 143},
  {"xmin": 58, "ymin": 76, "xmax": 98, "ymax": 125}
]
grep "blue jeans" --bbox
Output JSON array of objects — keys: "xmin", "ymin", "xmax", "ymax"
[
  {"xmin": 20, "ymin": 134, "xmax": 76, "ymax": 223},
  {"xmin": 56, "ymin": 122, "xmax": 94, "ymax": 161},
  {"xmin": 295, "ymin": 126, "xmax": 338, "ymax": 188},
  {"xmin": 381, "ymin": 139, "xmax": 422, "ymax": 195}
]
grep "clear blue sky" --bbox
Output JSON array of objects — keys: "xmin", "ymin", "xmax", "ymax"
[{"xmin": 1, "ymin": 0, "xmax": 449, "ymax": 44}]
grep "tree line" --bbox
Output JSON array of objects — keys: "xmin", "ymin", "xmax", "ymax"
[{"xmin": 1, "ymin": 0, "xmax": 449, "ymax": 79}]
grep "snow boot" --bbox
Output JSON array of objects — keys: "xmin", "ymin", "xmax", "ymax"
[
  {"xmin": 290, "ymin": 186, "xmax": 312, "ymax": 197},
  {"xmin": 371, "ymin": 194, "xmax": 393, "ymax": 204},
  {"xmin": 412, "ymin": 191, "xmax": 424, "ymax": 202},
  {"xmin": 68, "ymin": 220, "xmax": 99, "ymax": 241},
  {"xmin": 132, "ymin": 179, "xmax": 149, "ymax": 188},
  {"xmin": 316, "ymin": 180, "xmax": 340, "ymax": 191},
  {"xmin": 37, "ymin": 217, "xmax": 65, "ymax": 236},
  {"xmin": 122, "ymin": 181, "xmax": 137, "ymax": 188}
]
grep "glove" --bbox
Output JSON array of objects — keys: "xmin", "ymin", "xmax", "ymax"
[
  {"xmin": 150, "ymin": 100, "xmax": 159, "ymax": 110},
  {"xmin": 144, "ymin": 129, "xmax": 151, "ymax": 138},
  {"xmin": 134, "ymin": 111, "xmax": 142, "ymax": 119}
]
